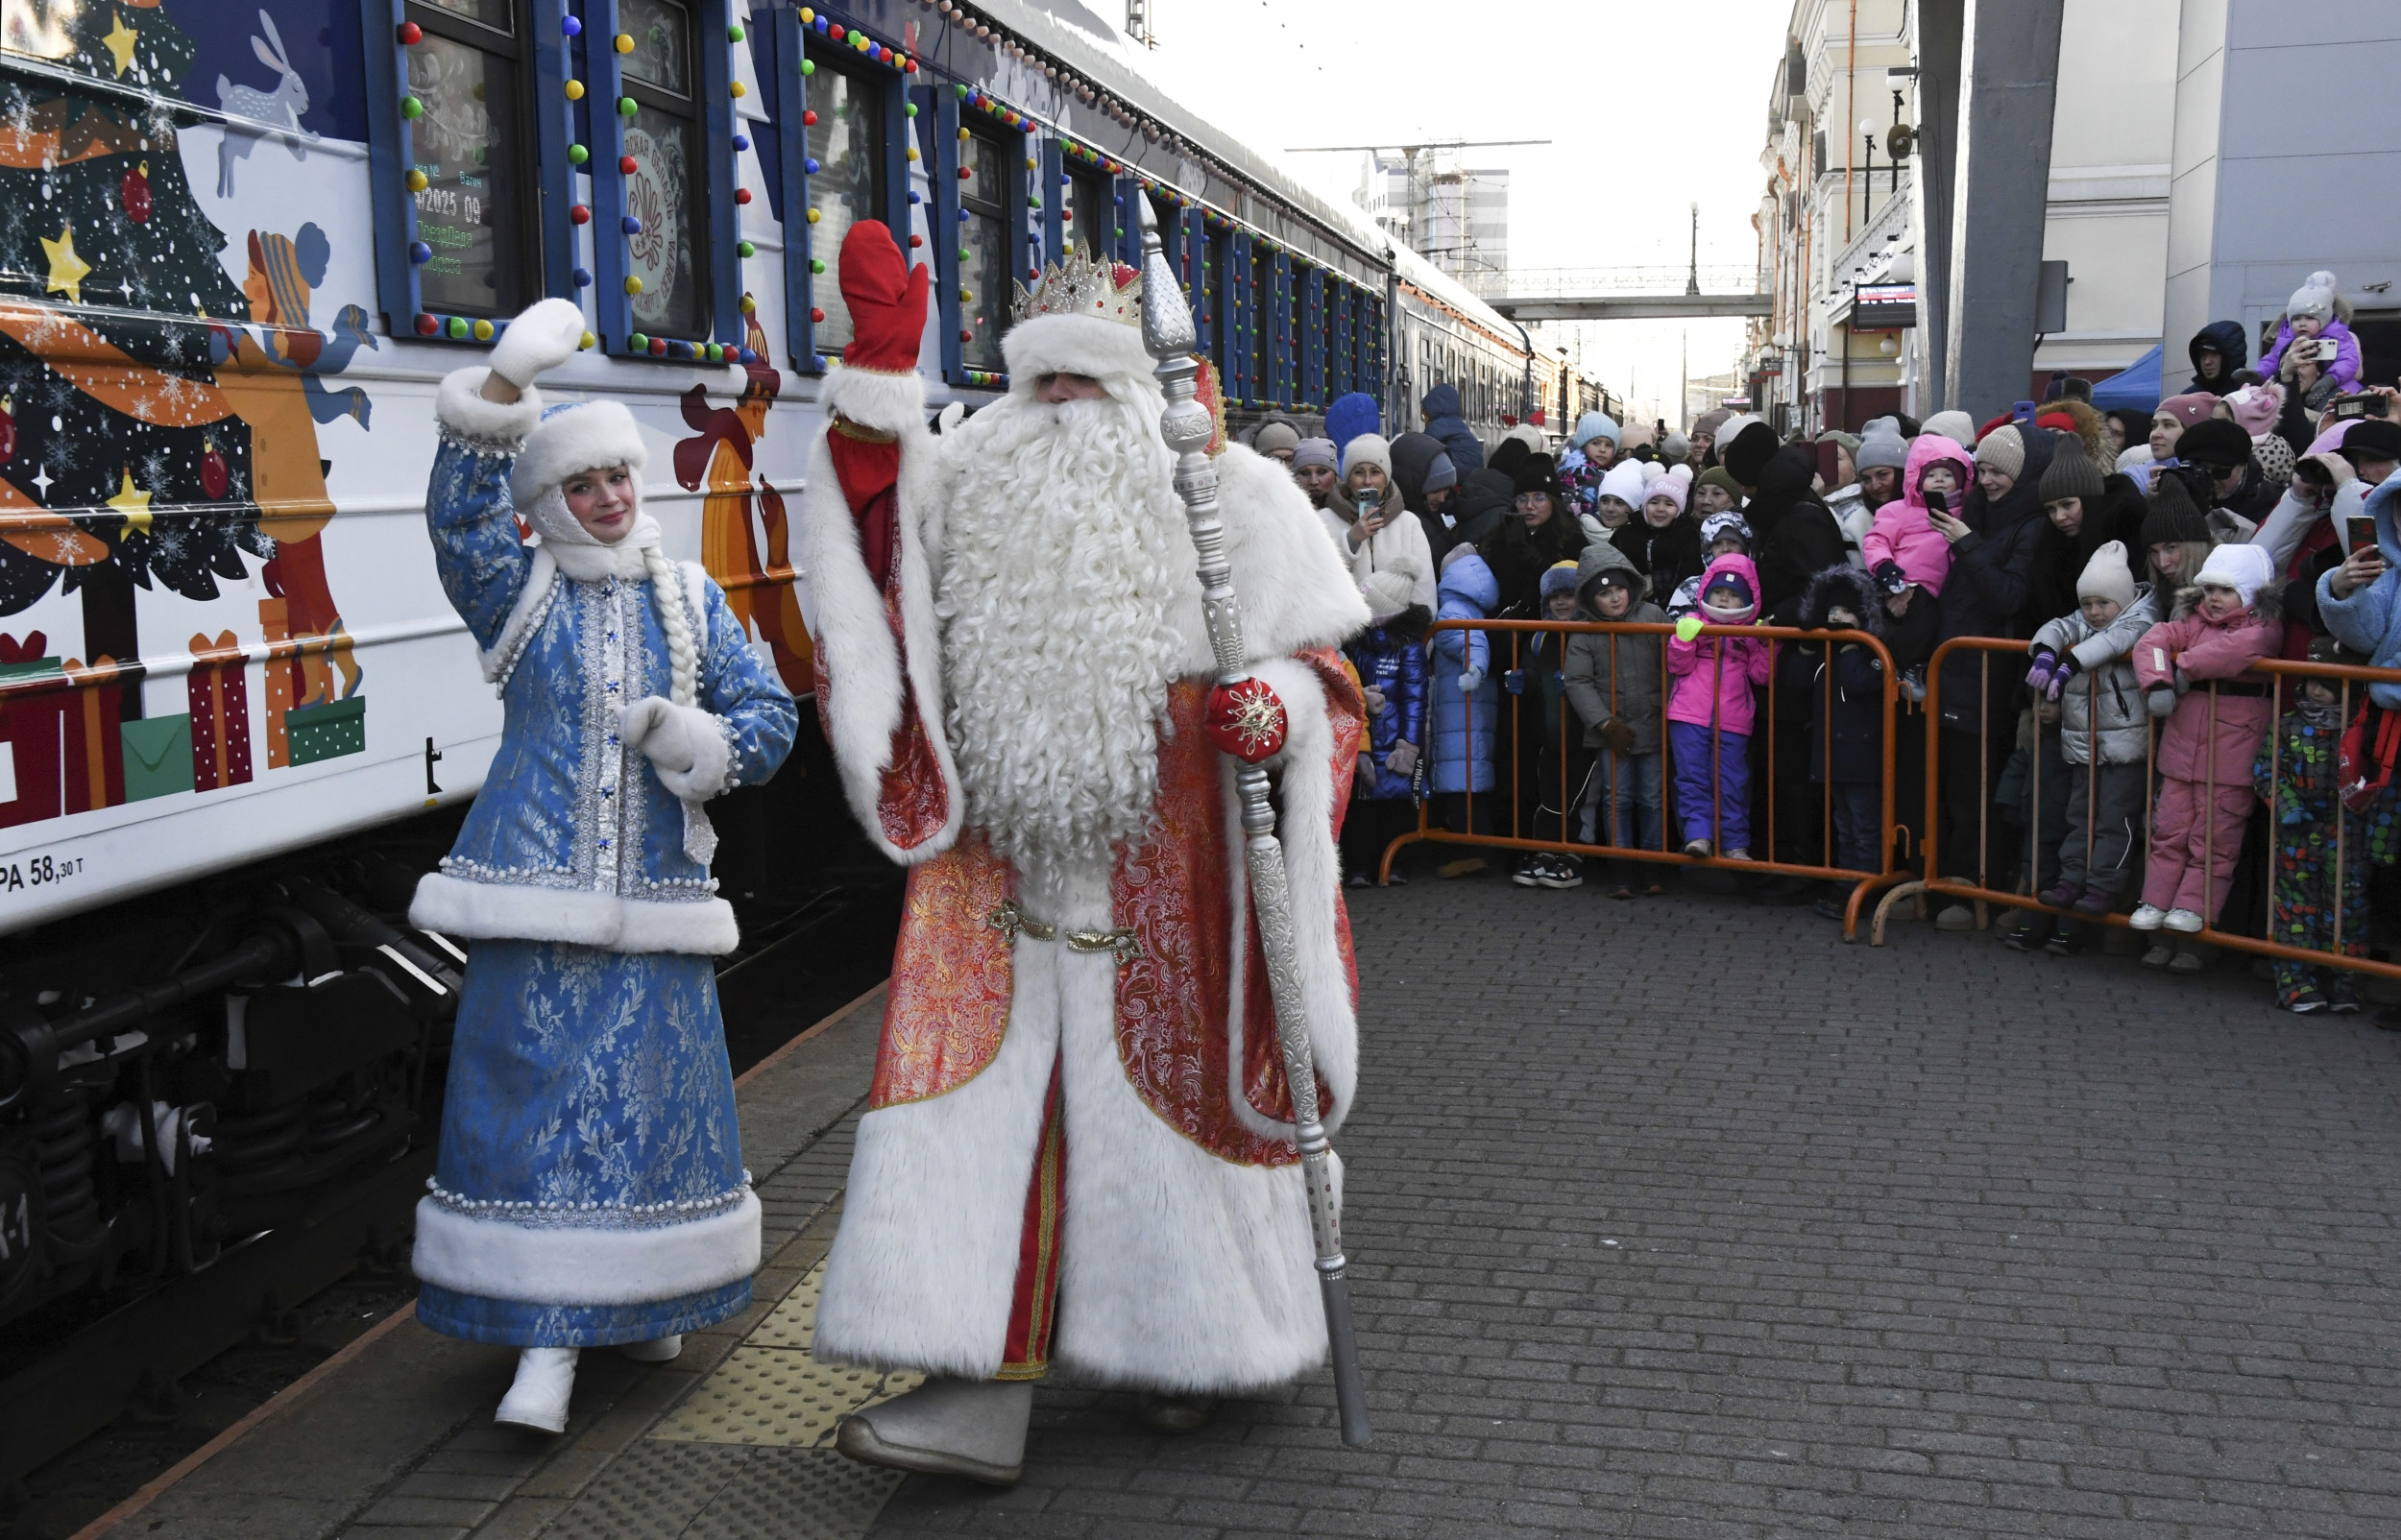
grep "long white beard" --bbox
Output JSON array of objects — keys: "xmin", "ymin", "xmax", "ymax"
[{"xmin": 938, "ymin": 384, "xmax": 1191, "ymax": 870}]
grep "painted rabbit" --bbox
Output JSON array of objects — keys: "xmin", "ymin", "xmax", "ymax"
[{"xmin": 215, "ymin": 12, "xmax": 314, "ymax": 197}]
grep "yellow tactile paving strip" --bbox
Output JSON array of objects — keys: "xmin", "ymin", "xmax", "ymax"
[{"xmin": 650, "ymin": 1262, "xmax": 924, "ymax": 1449}]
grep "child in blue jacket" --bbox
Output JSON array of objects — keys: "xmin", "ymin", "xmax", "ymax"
[
  {"xmin": 1429, "ymin": 544, "xmax": 1500, "ymax": 838},
  {"xmin": 1344, "ymin": 567, "xmax": 1429, "ymax": 884}
]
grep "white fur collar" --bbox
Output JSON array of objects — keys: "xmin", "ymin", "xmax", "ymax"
[
  {"xmin": 541, "ymin": 527, "xmax": 661, "ymax": 581},
  {"xmin": 1167, "ymin": 441, "xmax": 1371, "ymax": 672}
]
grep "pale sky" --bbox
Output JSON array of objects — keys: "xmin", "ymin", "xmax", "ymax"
[{"xmin": 1126, "ymin": 0, "xmax": 1795, "ymax": 430}]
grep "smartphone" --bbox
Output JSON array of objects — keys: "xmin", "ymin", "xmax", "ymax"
[
  {"xmin": 2318, "ymin": 338, "xmax": 2341, "ymax": 364},
  {"xmin": 2012, "ymin": 400, "xmax": 2038, "ymax": 424},
  {"xmin": 2334, "ymin": 394, "xmax": 2379, "ymax": 421},
  {"xmin": 1924, "ymin": 489, "xmax": 1950, "ymax": 516},
  {"xmin": 1355, "ymin": 487, "xmax": 1380, "ymax": 522},
  {"xmin": 2345, "ymin": 513, "xmax": 2384, "ymax": 561}
]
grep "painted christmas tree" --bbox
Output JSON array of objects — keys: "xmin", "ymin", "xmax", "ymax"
[{"xmin": 0, "ymin": 0, "xmax": 263, "ymax": 715}]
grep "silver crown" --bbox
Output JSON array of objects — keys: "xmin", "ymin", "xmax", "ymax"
[{"xmin": 1011, "ymin": 249, "xmax": 1143, "ymax": 327}]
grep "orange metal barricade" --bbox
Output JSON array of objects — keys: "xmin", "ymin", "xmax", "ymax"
[
  {"xmin": 1381, "ymin": 617, "xmax": 1913, "ymax": 938},
  {"xmin": 1872, "ymin": 637, "xmax": 2401, "ymax": 983}
]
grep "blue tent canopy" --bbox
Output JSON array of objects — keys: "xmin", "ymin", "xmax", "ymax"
[{"xmin": 2091, "ymin": 345, "xmax": 2163, "ymax": 415}]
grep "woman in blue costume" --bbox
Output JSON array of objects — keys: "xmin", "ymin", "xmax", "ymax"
[{"xmin": 404, "ymin": 300, "xmax": 797, "ymax": 1432}]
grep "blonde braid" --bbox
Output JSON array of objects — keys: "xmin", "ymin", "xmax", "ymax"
[{"xmin": 641, "ymin": 543, "xmax": 698, "ymax": 709}]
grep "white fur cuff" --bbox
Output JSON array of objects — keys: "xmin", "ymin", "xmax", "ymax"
[
  {"xmin": 656, "ymin": 709, "xmax": 736, "ymax": 801},
  {"xmin": 435, "ymin": 367, "xmax": 543, "ymax": 448},
  {"xmin": 819, "ymin": 364, "xmax": 928, "ymax": 437},
  {"xmin": 409, "ymin": 873, "xmax": 740, "ymax": 955},
  {"xmin": 411, "ymin": 1190, "xmax": 761, "ymax": 1305}
]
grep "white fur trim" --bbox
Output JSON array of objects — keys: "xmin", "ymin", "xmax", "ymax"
[
  {"xmin": 1221, "ymin": 658, "xmax": 1356, "ymax": 1142},
  {"xmin": 408, "ymin": 872, "xmax": 740, "ymax": 956},
  {"xmin": 1000, "ymin": 313, "xmax": 1154, "ymax": 385},
  {"xmin": 797, "ymin": 424, "xmax": 964, "ymax": 865},
  {"xmin": 480, "ymin": 548, "xmax": 559, "ymax": 689},
  {"xmin": 818, "ymin": 364, "xmax": 928, "ymax": 438},
  {"xmin": 655, "ymin": 707, "xmax": 734, "ymax": 802},
  {"xmin": 814, "ymin": 942, "xmax": 1060, "ymax": 1379},
  {"xmin": 410, "ymin": 1191, "xmax": 761, "ymax": 1305},
  {"xmin": 435, "ymin": 367, "xmax": 542, "ymax": 445},
  {"xmin": 1180, "ymin": 444, "xmax": 1374, "ymax": 673},
  {"xmin": 511, "ymin": 400, "xmax": 652, "ymax": 506}
]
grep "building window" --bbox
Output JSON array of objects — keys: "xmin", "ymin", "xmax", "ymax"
[
  {"xmin": 618, "ymin": 0, "xmax": 706, "ymax": 342},
  {"xmin": 1066, "ymin": 170, "xmax": 1109, "ymax": 260},
  {"xmin": 403, "ymin": 0, "xmax": 541, "ymax": 318},
  {"xmin": 806, "ymin": 56, "xmax": 884, "ymax": 354},
  {"xmin": 958, "ymin": 127, "xmax": 1007, "ymax": 372}
]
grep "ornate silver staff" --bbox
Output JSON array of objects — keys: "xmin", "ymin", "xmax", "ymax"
[{"xmin": 1136, "ymin": 197, "xmax": 1370, "ymax": 1448}]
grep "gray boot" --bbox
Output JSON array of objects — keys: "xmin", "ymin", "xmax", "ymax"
[{"xmin": 835, "ymin": 1377, "xmax": 1032, "ymax": 1486}]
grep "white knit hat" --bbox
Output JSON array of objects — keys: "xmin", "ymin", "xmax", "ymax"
[
  {"xmin": 2195, "ymin": 541, "xmax": 2274, "ymax": 608},
  {"xmin": 2074, "ymin": 541, "xmax": 2136, "ymax": 609},
  {"xmin": 1360, "ymin": 567, "xmax": 1416, "ymax": 623},
  {"xmin": 1343, "ymin": 432, "xmax": 1394, "ymax": 478},
  {"xmin": 2288, "ymin": 270, "xmax": 2338, "ymax": 323},
  {"xmin": 1597, "ymin": 459, "xmax": 1649, "ymax": 509}
]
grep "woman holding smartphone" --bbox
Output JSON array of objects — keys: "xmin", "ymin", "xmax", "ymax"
[{"xmin": 1320, "ymin": 432, "xmax": 1437, "ymax": 612}]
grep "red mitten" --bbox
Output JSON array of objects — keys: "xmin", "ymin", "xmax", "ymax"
[
  {"xmin": 1203, "ymin": 677, "xmax": 1289, "ymax": 764},
  {"xmin": 837, "ymin": 221, "xmax": 930, "ymax": 374}
]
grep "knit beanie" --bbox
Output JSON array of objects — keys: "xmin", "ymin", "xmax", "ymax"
[
  {"xmin": 1514, "ymin": 452, "xmax": 1566, "ymax": 503},
  {"xmin": 1699, "ymin": 510, "xmax": 1752, "ymax": 546},
  {"xmin": 2288, "ymin": 270, "xmax": 2338, "ymax": 323},
  {"xmin": 1641, "ymin": 466, "xmax": 1689, "ymax": 513},
  {"xmin": 1921, "ymin": 410, "xmax": 1976, "ymax": 445},
  {"xmin": 1361, "ymin": 567, "xmax": 1417, "ymax": 623},
  {"xmin": 1440, "ymin": 542, "xmax": 1481, "ymax": 578},
  {"xmin": 1692, "ymin": 408, "xmax": 1732, "ymax": 442},
  {"xmin": 1253, "ymin": 421, "xmax": 1300, "ymax": 457},
  {"xmin": 1596, "ymin": 459, "xmax": 1649, "ymax": 509},
  {"xmin": 1422, "ymin": 451, "xmax": 1459, "ymax": 493},
  {"xmin": 2074, "ymin": 541, "xmax": 2137, "ymax": 609},
  {"xmin": 2156, "ymin": 393, "xmax": 2218, "ymax": 430},
  {"xmin": 2195, "ymin": 541, "xmax": 2274, "ymax": 607},
  {"xmin": 1817, "ymin": 429, "xmax": 1862, "ymax": 458},
  {"xmin": 1572, "ymin": 412, "xmax": 1619, "ymax": 449},
  {"xmin": 1702, "ymin": 569, "xmax": 1756, "ymax": 608},
  {"xmin": 1661, "ymin": 431, "xmax": 1691, "ymax": 463},
  {"xmin": 1722, "ymin": 421, "xmax": 1781, "ymax": 486},
  {"xmin": 1344, "ymin": 432, "xmax": 1394, "ymax": 479},
  {"xmin": 1292, "ymin": 437, "xmax": 1337, "ymax": 471},
  {"xmin": 1696, "ymin": 465, "xmax": 1743, "ymax": 502},
  {"xmin": 2175, "ymin": 418, "xmax": 2252, "ymax": 471},
  {"xmin": 1975, "ymin": 424, "xmax": 2026, "ymax": 480},
  {"xmin": 1540, "ymin": 560, "xmax": 1580, "ymax": 601},
  {"xmin": 1855, "ymin": 417, "xmax": 1908, "ymax": 472},
  {"xmin": 2140, "ymin": 472, "xmax": 2212, "ymax": 547},
  {"xmin": 2224, "ymin": 383, "xmax": 2282, "ymax": 438},
  {"xmin": 2038, "ymin": 436, "xmax": 2105, "ymax": 506}
]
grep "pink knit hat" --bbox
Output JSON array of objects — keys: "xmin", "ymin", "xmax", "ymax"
[
  {"xmin": 2156, "ymin": 393, "xmax": 2219, "ymax": 430},
  {"xmin": 2224, "ymin": 382, "xmax": 2283, "ymax": 438}
]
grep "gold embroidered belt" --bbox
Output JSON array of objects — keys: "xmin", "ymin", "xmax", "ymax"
[{"xmin": 986, "ymin": 901, "xmax": 1144, "ymax": 965}]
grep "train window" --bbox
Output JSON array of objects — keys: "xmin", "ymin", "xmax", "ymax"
[
  {"xmin": 401, "ymin": 0, "xmax": 542, "ymax": 318},
  {"xmin": 1066, "ymin": 171, "xmax": 1109, "ymax": 260},
  {"xmin": 1248, "ymin": 241, "xmax": 1267, "ymax": 406},
  {"xmin": 957, "ymin": 129, "xmax": 1007, "ymax": 373},
  {"xmin": 618, "ymin": 0, "xmax": 707, "ymax": 342},
  {"xmin": 1202, "ymin": 229, "xmax": 1227, "ymax": 379},
  {"xmin": 804, "ymin": 56, "xmax": 884, "ymax": 355}
]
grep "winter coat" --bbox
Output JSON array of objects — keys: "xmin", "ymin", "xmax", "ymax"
[
  {"xmin": 2186, "ymin": 319, "xmax": 2249, "ymax": 397},
  {"xmin": 1862, "ymin": 433, "xmax": 1971, "ymax": 596},
  {"xmin": 1478, "ymin": 507, "xmax": 1588, "ymax": 619},
  {"xmin": 1419, "ymin": 383, "xmax": 1485, "ymax": 477},
  {"xmin": 1666, "ymin": 552, "xmax": 1774, "ymax": 735},
  {"xmin": 1824, "ymin": 484, "xmax": 1874, "ymax": 569},
  {"xmin": 1563, "ymin": 542, "xmax": 1666, "ymax": 755},
  {"xmin": 2132, "ymin": 584, "xmax": 2282, "ymax": 785},
  {"xmin": 1935, "ymin": 427, "xmax": 2058, "ymax": 729},
  {"xmin": 1746, "ymin": 446, "xmax": 1849, "ymax": 626},
  {"xmin": 2029, "ymin": 584, "xmax": 2161, "ymax": 766},
  {"xmin": 1796, "ymin": 565, "xmax": 1888, "ymax": 784},
  {"xmin": 1610, "ymin": 513, "xmax": 1704, "ymax": 610},
  {"xmin": 1319, "ymin": 497, "xmax": 1437, "ymax": 613},
  {"xmin": 1390, "ymin": 430, "xmax": 1456, "ymax": 565},
  {"xmin": 1347, "ymin": 607, "xmax": 1429, "ymax": 800},
  {"xmin": 2262, "ymin": 315, "xmax": 2362, "ymax": 397},
  {"xmin": 1428, "ymin": 550, "xmax": 1499, "ymax": 793},
  {"xmin": 1561, "ymin": 448, "xmax": 1608, "ymax": 528},
  {"xmin": 2317, "ymin": 473, "xmax": 2401, "ymax": 709}
]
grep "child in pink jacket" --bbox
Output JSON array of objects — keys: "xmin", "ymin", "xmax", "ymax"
[
  {"xmin": 2128, "ymin": 542, "xmax": 2280, "ymax": 953},
  {"xmin": 1862, "ymin": 433, "xmax": 1971, "ymax": 597},
  {"xmin": 1668, "ymin": 552, "xmax": 1775, "ymax": 858}
]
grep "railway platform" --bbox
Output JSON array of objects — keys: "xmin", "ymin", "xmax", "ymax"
[{"xmin": 75, "ymin": 874, "xmax": 2401, "ymax": 1540}]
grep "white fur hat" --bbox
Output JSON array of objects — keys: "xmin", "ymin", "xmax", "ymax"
[
  {"xmin": 1000, "ymin": 311, "xmax": 1152, "ymax": 386},
  {"xmin": 511, "ymin": 400, "xmax": 650, "ymax": 507},
  {"xmin": 1597, "ymin": 459, "xmax": 1649, "ymax": 508},
  {"xmin": 2195, "ymin": 540, "xmax": 2274, "ymax": 607}
]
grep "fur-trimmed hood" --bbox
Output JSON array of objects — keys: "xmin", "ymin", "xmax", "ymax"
[
  {"xmin": 1799, "ymin": 563, "xmax": 1888, "ymax": 638},
  {"xmin": 2167, "ymin": 579, "xmax": 2285, "ymax": 627}
]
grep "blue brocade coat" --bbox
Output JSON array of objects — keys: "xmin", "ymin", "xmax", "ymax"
[{"xmin": 406, "ymin": 391, "xmax": 797, "ymax": 1348}]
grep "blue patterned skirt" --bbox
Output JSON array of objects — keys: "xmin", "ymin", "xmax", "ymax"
[{"xmin": 414, "ymin": 939, "xmax": 754, "ymax": 1347}]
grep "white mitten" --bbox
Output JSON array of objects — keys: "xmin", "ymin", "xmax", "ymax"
[
  {"xmin": 489, "ymin": 298, "xmax": 589, "ymax": 389},
  {"xmin": 617, "ymin": 696, "xmax": 731, "ymax": 800}
]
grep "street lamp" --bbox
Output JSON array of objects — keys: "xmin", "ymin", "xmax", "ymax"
[{"xmin": 1859, "ymin": 119, "xmax": 1878, "ymax": 228}]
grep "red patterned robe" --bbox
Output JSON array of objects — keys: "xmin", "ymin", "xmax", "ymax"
[{"xmin": 796, "ymin": 347, "xmax": 1371, "ymax": 1392}]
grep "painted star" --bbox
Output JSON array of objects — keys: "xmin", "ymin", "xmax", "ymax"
[
  {"xmin": 41, "ymin": 225, "xmax": 88, "ymax": 304},
  {"xmin": 31, "ymin": 466, "xmax": 50, "ymax": 498},
  {"xmin": 106, "ymin": 467, "xmax": 151, "ymax": 534},
  {"xmin": 100, "ymin": 12, "xmax": 136, "ymax": 77}
]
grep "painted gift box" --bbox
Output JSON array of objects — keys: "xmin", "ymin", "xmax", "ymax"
[
  {"xmin": 286, "ymin": 696, "xmax": 365, "ymax": 765},
  {"xmin": 186, "ymin": 632, "xmax": 253, "ymax": 793},
  {"xmin": 0, "ymin": 634, "xmax": 126, "ymax": 828}
]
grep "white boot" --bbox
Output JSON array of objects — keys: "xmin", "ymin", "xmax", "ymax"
[
  {"xmin": 620, "ymin": 1335, "xmax": 682, "ymax": 1363},
  {"xmin": 494, "ymin": 1347, "xmax": 579, "ymax": 1433},
  {"xmin": 835, "ymin": 1377, "xmax": 1031, "ymax": 1486}
]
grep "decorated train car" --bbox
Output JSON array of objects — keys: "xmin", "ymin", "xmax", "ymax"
[{"xmin": 0, "ymin": 0, "xmax": 1605, "ymax": 1470}]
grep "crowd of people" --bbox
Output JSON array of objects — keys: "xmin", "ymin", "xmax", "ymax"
[{"xmin": 1252, "ymin": 268, "xmax": 2401, "ymax": 1017}]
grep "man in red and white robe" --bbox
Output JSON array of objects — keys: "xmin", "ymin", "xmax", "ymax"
[{"xmin": 798, "ymin": 225, "xmax": 1369, "ymax": 1483}]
